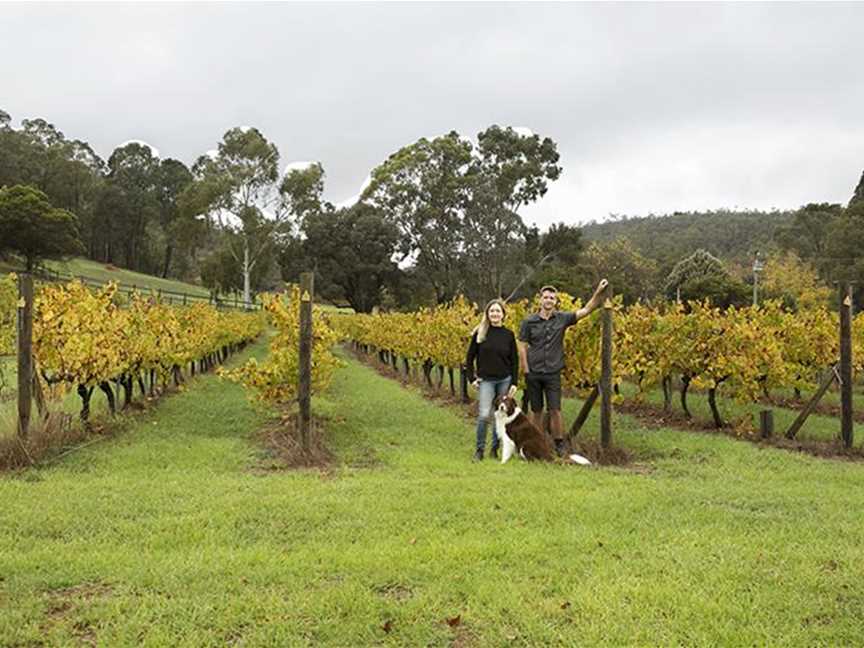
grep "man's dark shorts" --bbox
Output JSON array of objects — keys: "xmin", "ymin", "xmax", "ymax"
[{"xmin": 525, "ymin": 372, "xmax": 562, "ymax": 412}]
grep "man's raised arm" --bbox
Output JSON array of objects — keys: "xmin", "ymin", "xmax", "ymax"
[{"xmin": 574, "ymin": 279, "xmax": 609, "ymax": 320}]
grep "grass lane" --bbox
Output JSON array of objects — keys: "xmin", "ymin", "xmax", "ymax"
[{"xmin": 1, "ymin": 345, "xmax": 863, "ymax": 645}]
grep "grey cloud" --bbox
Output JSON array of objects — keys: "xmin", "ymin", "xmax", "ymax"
[{"xmin": 2, "ymin": 2, "xmax": 862, "ymax": 226}]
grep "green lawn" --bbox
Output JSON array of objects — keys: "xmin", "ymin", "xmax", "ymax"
[
  {"xmin": 619, "ymin": 380, "xmax": 864, "ymax": 446},
  {"xmin": 0, "ymin": 257, "xmax": 211, "ymax": 298},
  {"xmin": 2, "ymin": 344, "xmax": 864, "ymax": 645}
]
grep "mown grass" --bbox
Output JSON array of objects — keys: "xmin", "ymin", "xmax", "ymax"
[
  {"xmin": 0, "ymin": 257, "xmax": 212, "ymax": 298},
  {"xmin": 2, "ymin": 344, "xmax": 864, "ymax": 645},
  {"xmin": 619, "ymin": 380, "xmax": 864, "ymax": 446}
]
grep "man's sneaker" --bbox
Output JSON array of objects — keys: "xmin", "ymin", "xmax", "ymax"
[
  {"xmin": 554, "ymin": 439, "xmax": 566, "ymax": 458},
  {"xmin": 490, "ymin": 446, "xmax": 499, "ymax": 459},
  {"xmin": 473, "ymin": 448, "xmax": 484, "ymax": 462}
]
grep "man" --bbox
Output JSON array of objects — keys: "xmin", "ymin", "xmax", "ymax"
[{"xmin": 517, "ymin": 279, "xmax": 609, "ymax": 456}]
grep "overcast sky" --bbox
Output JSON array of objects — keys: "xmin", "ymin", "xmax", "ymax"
[{"xmin": 2, "ymin": 2, "xmax": 863, "ymax": 229}]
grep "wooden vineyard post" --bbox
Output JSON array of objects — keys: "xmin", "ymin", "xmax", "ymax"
[
  {"xmin": 839, "ymin": 282, "xmax": 854, "ymax": 449},
  {"xmin": 298, "ymin": 272, "xmax": 314, "ymax": 452},
  {"xmin": 600, "ymin": 284, "xmax": 613, "ymax": 448},
  {"xmin": 785, "ymin": 364, "xmax": 838, "ymax": 440},
  {"xmin": 17, "ymin": 273, "xmax": 34, "ymax": 439},
  {"xmin": 759, "ymin": 410, "xmax": 774, "ymax": 439},
  {"xmin": 568, "ymin": 385, "xmax": 599, "ymax": 440}
]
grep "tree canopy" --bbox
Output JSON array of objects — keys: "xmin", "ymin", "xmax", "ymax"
[{"xmin": 0, "ymin": 184, "xmax": 83, "ymax": 271}]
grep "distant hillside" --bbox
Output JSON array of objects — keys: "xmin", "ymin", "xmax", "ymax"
[
  {"xmin": 0, "ymin": 257, "xmax": 211, "ymax": 298},
  {"xmin": 580, "ymin": 209, "xmax": 795, "ymax": 271}
]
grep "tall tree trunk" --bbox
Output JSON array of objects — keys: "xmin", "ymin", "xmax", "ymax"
[
  {"xmin": 243, "ymin": 240, "xmax": 252, "ymax": 308},
  {"xmin": 161, "ymin": 243, "xmax": 174, "ymax": 279}
]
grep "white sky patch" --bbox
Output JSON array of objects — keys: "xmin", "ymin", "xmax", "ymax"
[
  {"xmin": 512, "ymin": 126, "xmax": 535, "ymax": 138},
  {"xmin": 198, "ymin": 198, "xmax": 280, "ymax": 228},
  {"xmin": 205, "ymin": 149, "xmax": 218, "ymax": 159},
  {"xmin": 118, "ymin": 139, "xmax": 160, "ymax": 158},
  {"xmin": 520, "ymin": 120, "xmax": 864, "ymax": 228},
  {"xmin": 336, "ymin": 173, "xmax": 372, "ymax": 209},
  {"xmin": 395, "ymin": 248, "xmax": 418, "ymax": 270}
]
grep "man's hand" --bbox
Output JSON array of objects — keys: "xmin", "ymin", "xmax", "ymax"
[
  {"xmin": 589, "ymin": 279, "xmax": 609, "ymax": 308},
  {"xmin": 471, "ymin": 378, "xmax": 481, "ymax": 389},
  {"xmin": 576, "ymin": 279, "xmax": 610, "ymax": 319}
]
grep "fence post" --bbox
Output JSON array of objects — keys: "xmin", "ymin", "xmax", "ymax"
[
  {"xmin": 298, "ymin": 272, "xmax": 314, "ymax": 451},
  {"xmin": 17, "ymin": 273, "xmax": 34, "ymax": 439},
  {"xmin": 759, "ymin": 410, "xmax": 774, "ymax": 439},
  {"xmin": 600, "ymin": 284, "xmax": 613, "ymax": 448},
  {"xmin": 839, "ymin": 283, "xmax": 854, "ymax": 449}
]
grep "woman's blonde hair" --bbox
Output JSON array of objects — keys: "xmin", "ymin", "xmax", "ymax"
[{"xmin": 474, "ymin": 299, "xmax": 507, "ymax": 344}]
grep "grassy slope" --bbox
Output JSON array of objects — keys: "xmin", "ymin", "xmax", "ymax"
[
  {"xmin": 2, "ymin": 346, "xmax": 864, "ymax": 645},
  {"xmin": 0, "ymin": 257, "xmax": 210, "ymax": 298}
]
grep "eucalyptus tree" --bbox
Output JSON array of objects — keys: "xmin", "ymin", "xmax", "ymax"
[
  {"xmin": 184, "ymin": 127, "xmax": 289, "ymax": 307},
  {"xmin": 363, "ymin": 126, "xmax": 562, "ymax": 305},
  {"xmin": 362, "ymin": 131, "xmax": 474, "ymax": 303},
  {"xmin": 850, "ymin": 170, "xmax": 864, "ymax": 206},
  {"xmin": 155, "ymin": 158, "xmax": 193, "ymax": 277},
  {"xmin": 469, "ymin": 126, "xmax": 563, "ymax": 300},
  {"xmin": 461, "ymin": 176, "xmax": 526, "ymax": 301},
  {"xmin": 280, "ymin": 161, "xmax": 326, "ymax": 228},
  {"xmin": 106, "ymin": 142, "xmax": 160, "ymax": 271},
  {"xmin": 300, "ymin": 202, "xmax": 400, "ymax": 312}
]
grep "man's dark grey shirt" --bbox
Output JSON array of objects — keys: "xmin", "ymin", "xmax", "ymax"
[{"xmin": 518, "ymin": 311, "xmax": 579, "ymax": 374}]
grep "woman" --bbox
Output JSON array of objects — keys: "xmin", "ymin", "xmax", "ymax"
[{"xmin": 465, "ymin": 299, "xmax": 519, "ymax": 461}]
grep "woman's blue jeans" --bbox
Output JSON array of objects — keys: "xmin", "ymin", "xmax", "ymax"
[{"xmin": 475, "ymin": 376, "xmax": 512, "ymax": 452}]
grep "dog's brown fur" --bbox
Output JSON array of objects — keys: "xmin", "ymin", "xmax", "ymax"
[{"xmin": 494, "ymin": 394, "xmax": 556, "ymax": 461}]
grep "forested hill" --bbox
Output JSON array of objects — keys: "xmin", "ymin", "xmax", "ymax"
[{"xmin": 580, "ymin": 209, "xmax": 795, "ymax": 269}]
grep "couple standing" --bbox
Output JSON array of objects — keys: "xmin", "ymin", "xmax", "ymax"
[{"xmin": 464, "ymin": 280, "xmax": 609, "ymax": 461}]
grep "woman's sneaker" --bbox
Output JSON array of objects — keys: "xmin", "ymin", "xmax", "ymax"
[{"xmin": 473, "ymin": 448, "xmax": 484, "ymax": 461}]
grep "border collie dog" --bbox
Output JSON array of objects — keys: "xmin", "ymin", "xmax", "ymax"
[{"xmin": 493, "ymin": 394, "xmax": 591, "ymax": 465}]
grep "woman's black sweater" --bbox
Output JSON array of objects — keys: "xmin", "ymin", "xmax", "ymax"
[{"xmin": 465, "ymin": 325, "xmax": 519, "ymax": 384}]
